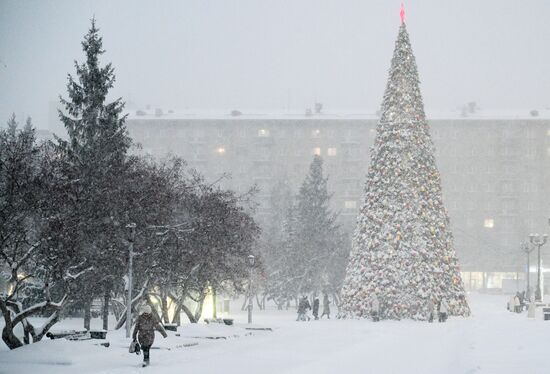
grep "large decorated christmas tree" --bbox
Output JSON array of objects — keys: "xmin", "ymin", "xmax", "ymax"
[{"xmin": 339, "ymin": 11, "xmax": 470, "ymax": 320}]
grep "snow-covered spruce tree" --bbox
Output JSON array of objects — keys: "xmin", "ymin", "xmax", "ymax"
[
  {"xmin": 339, "ymin": 21, "xmax": 470, "ymax": 320},
  {"xmin": 268, "ymin": 198, "xmax": 300, "ymax": 307},
  {"xmin": 292, "ymin": 155, "xmax": 346, "ymax": 296},
  {"xmin": 56, "ymin": 19, "xmax": 132, "ymax": 329},
  {"xmin": 260, "ymin": 179, "xmax": 295, "ymax": 309}
]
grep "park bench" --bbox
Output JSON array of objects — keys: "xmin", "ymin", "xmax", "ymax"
[
  {"xmin": 164, "ymin": 323, "xmax": 178, "ymax": 332},
  {"xmin": 203, "ymin": 318, "xmax": 234, "ymax": 326},
  {"xmin": 46, "ymin": 329, "xmax": 107, "ymax": 340}
]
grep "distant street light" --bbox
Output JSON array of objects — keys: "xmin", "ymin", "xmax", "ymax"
[
  {"xmin": 125, "ymin": 222, "xmax": 137, "ymax": 338},
  {"xmin": 522, "ymin": 242, "xmax": 535, "ymax": 300},
  {"xmin": 529, "ymin": 233, "xmax": 548, "ymax": 302},
  {"xmin": 247, "ymin": 255, "xmax": 255, "ymax": 324}
]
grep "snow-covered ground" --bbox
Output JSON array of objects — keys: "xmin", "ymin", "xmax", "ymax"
[{"xmin": 1, "ymin": 293, "xmax": 549, "ymax": 374}]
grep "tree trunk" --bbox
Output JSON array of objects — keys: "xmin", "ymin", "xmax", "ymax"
[
  {"xmin": 2, "ymin": 323, "xmax": 23, "ymax": 350},
  {"xmin": 111, "ymin": 299, "xmax": 125, "ymax": 321},
  {"xmin": 160, "ymin": 289, "xmax": 170, "ymax": 324},
  {"xmin": 212, "ymin": 287, "xmax": 217, "ymax": 319},
  {"xmin": 181, "ymin": 304, "xmax": 197, "ymax": 323},
  {"xmin": 22, "ymin": 324, "xmax": 30, "ymax": 344},
  {"xmin": 1, "ymin": 296, "xmax": 67, "ymax": 349},
  {"xmin": 193, "ymin": 292, "xmax": 207, "ymax": 322},
  {"xmin": 170, "ymin": 296, "xmax": 184, "ymax": 325},
  {"xmin": 146, "ymin": 296, "xmax": 163, "ymax": 323},
  {"xmin": 331, "ymin": 292, "xmax": 340, "ymax": 312},
  {"xmin": 102, "ymin": 289, "xmax": 110, "ymax": 331},
  {"xmin": 114, "ymin": 281, "xmax": 149, "ymax": 330},
  {"xmin": 172, "ymin": 307, "xmax": 181, "ymax": 326},
  {"xmin": 256, "ymin": 294, "xmax": 265, "ymax": 310},
  {"xmin": 84, "ymin": 300, "xmax": 92, "ymax": 330},
  {"xmin": 169, "ymin": 287, "xmax": 189, "ymax": 325}
]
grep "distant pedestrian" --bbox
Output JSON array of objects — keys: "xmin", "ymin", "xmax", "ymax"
[
  {"xmin": 519, "ymin": 291, "xmax": 526, "ymax": 310},
  {"xmin": 526, "ymin": 287, "xmax": 533, "ymax": 303},
  {"xmin": 514, "ymin": 293, "xmax": 521, "ymax": 313},
  {"xmin": 427, "ymin": 299, "xmax": 435, "ymax": 323},
  {"xmin": 320, "ymin": 293, "xmax": 331, "ymax": 319},
  {"xmin": 296, "ymin": 296, "xmax": 311, "ymax": 321},
  {"xmin": 507, "ymin": 296, "xmax": 514, "ymax": 312},
  {"xmin": 312, "ymin": 297, "xmax": 320, "ymax": 320},
  {"xmin": 438, "ymin": 299, "xmax": 449, "ymax": 322},
  {"xmin": 371, "ymin": 294, "xmax": 380, "ymax": 322},
  {"xmin": 132, "ymin": 305, "xmax": 168, "ymax": 367}
]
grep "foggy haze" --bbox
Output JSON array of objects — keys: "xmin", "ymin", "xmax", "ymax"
[{"xmin": 1, "ymin": 0, "xmax": 549, "ymax": 128}]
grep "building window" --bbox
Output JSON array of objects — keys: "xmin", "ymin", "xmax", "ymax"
[
  {"xmin": 258, "ymin": 129, "xmax": 270, "ymax": 137},
  {"xmin": 344, "ymin": 200, "xmax": 357, "ymax": 209},
  {"xmin": 328, "ymin": 148, "xmax": 337, "ymax": 156},
  {"xmin": 313, "ymin": 147, "xmax": 321, "ymax": 156},
  {"xmin": 484, "ymin": 218, "xmax": 494, "ymax": 228},
  {"xmin": 312, "ymin": 129, "xmax": 321, "ymax": 137},
  {"xmin": 216, "ymin": 147, "xmax": 226, "ymax": 155}
]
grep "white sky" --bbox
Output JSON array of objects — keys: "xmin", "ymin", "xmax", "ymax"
[{"xmin": 1, "ymin": 0, "xmax": 549, "ymax": 128}]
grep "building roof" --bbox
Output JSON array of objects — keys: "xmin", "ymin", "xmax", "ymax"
[{"xmin": 126, "ymin": 108, "xmax": 550, "ymax": 121}]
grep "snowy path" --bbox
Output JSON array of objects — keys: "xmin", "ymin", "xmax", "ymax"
[{"xmin": 1, "ymin": 293, "xmax": 549, "ymax": 374}]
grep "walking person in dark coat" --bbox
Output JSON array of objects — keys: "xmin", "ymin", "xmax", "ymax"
[
  {"xmin": 312, "ymin": 296, "xmax": 320, "ymax": 320},
  {"xmin": 320, "ymin": 293, "xmax": 331, "ymax": 319},
  {"xmin": 132, "ymin": 305, "xmax": 168, "ymax": 367},
  {"xmin": 296, "ymin": 296, "xmax": 311, "ymax": 321}
]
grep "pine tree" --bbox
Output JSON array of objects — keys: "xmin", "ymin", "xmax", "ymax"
[
  {"xmin": 293, "ymin": 155, "xmax": 344, "ymax": 295},
  {"xmin": 261, "ymin": 179, "xmax": 295, "ymax": 308},
  {"xmin": 56, "ymin": 19, "xmax": 132, "ymax": 329},
  {"xmin": 339, "ymin": 21, "xmax": 470, "ymax": 320}
]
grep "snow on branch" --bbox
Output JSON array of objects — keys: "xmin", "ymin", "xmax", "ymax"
[
  {"xmin": 14, "ymin": 241, "xmax": 41, "ymax": 271},
  {"xmin": 64, "ymin": 266, "xmax": 93, "ymax": 281},
  {"xmin": 12, "ymin": 294, "xmax": 68, "ymax": 326}
]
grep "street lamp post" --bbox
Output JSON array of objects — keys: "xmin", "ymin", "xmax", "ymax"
[
  {"xmin": 247, "ymin": 254, "xmax": 255, "ymax": 324},
  {"xmin": 529, "ymin": 233, "xmax": 548, "ymax": 302},
  {"xmin": 125, "ymin": 223, "xmax": 137, "ymax": 338},
  {"xmin": 522, "ymin": 242, "xmax": 534, "ymax": 300}
]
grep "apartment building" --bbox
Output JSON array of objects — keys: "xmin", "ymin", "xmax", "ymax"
[{"xmin": 126, "ymin": 111, "xmax": 550, "ymax": 286}]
